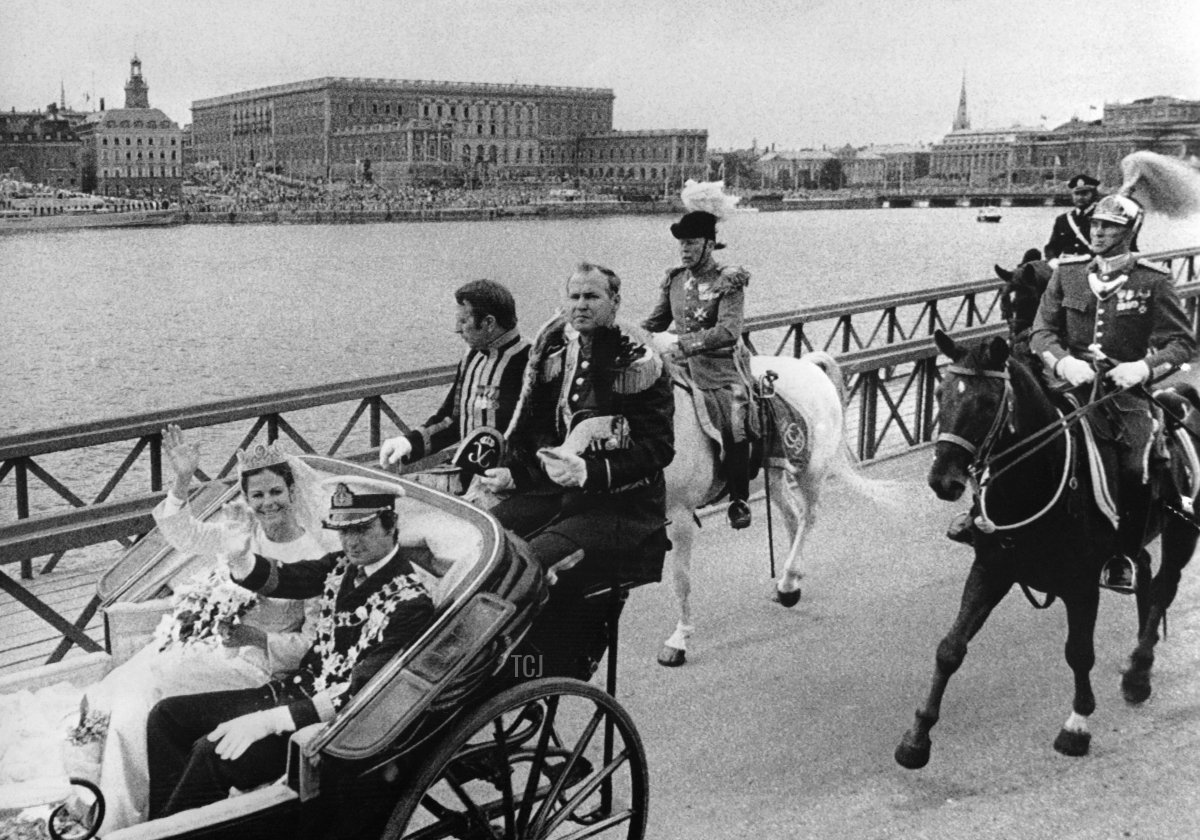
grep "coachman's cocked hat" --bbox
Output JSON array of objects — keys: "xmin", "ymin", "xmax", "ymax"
[
  {"xmin": 322, "ymin": 482, "xmax": 400, "ymax": 529},
  {"xmin": 670, "ymin": 211, "xmax": 726, "ymax": 249}
]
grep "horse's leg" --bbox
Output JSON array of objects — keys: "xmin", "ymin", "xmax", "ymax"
[
  {"xmin": 896, "ymin": 560, "xmax": 1010, "ymax": 769},
  {"xmin": 772, "ymin": 469, "xmax": 812, "ymax": 609},
  {"xmin": 658, "ymin": 512, "xmax": 698, "ymax": 667},
  {"xmin": 1053, "ymin": 590, "xmax": 1100, "ymax": 756},
  {"xmin": 1123, "ymin": 520, "xmax": 1197, "ymax": 703}
]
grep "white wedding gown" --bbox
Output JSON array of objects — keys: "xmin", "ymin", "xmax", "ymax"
[{"xmin": 84, "ymin": 495, "xmax": 330, "ymax": 832}]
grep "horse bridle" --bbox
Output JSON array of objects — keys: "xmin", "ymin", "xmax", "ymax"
[
  {"xmin": 937, "ymin": 362, "xmax": 1074, "ymax": 533},
  {"xmin": 936, "ymin": 364, "xmax": 1014, "ymax": 464}
]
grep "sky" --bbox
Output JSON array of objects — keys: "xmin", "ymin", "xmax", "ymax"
[{"xmin": 3, "ymin": 0, "xmax": 1199, "ymax": 151}]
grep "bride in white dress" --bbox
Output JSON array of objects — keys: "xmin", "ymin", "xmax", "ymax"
[{"xmin": 82, "ymin": 425, "xmax": 337, "ymax": 832}]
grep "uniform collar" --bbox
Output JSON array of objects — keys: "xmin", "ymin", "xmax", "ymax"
[
  {"xmin": 355, "ymin": 543, "xmax": 400, "ymax": 582},
  {"xmin": 485, "ymin": 326, "xmax": 521, "ymax": 353}
]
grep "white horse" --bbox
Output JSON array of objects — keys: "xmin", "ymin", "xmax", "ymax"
[{"xmin": 656, "ymin": 351, "xmax": 895, "ymax": 666}]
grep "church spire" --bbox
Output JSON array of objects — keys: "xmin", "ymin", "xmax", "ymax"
[{"xmin": 953, "ymin": 72, "xmax": 970, "ymax": 131}]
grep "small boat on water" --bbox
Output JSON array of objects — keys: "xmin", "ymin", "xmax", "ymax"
[
  {"xmin": 0, "ymin": 178, "xmax": 178, "ymax": 234},
  {"xmin": 976, "ymin": 206, "xmax": 1002, "ymax": 223}
]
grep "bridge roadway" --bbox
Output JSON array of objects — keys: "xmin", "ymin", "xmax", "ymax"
[{"xmin": 612, "ymin": 449, "xmax": 1200, "ymax": 840}]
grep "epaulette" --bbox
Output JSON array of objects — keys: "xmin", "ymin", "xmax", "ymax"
[
  {"xmin": 1059, "ymin": 254, "xmax": 1091, "ymax": 264},
  {"xmin": 612, "ymin": 344, "xmax": 663, "ymax": 394},
  {"xmin": 715, "ymin": 264, "xmax": 750, "ymax": 292},
  {"xmin": 662, "ymin": 266, "xmax": 687, "ymax": 288},
  {"xmin": 1135, "ymin": 258, "xmax": 1170, "ymax": 274}
]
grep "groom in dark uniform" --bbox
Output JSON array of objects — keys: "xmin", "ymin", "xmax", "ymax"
[{"xmin": 146, "ymin": 482, "xmax": 434, "ymax": 819}]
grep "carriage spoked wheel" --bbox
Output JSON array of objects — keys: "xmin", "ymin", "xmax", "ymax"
[{"xmin": 382, "ymin": 677, "xmax": 648, "ymax": 839}]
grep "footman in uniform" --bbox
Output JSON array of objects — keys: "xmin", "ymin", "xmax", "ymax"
[
  {"xmin": 479, "ymin": 262, "xmax": 674, "ymax": 677},
  {"xmin": 380, "ymin": 279, "xmax": 530, "ymax": 470}
]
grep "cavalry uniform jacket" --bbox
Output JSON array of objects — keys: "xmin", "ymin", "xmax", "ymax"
[
  {"xmin": 1030, "ymin": 253, "xmax": 1196, "ymax": 383},
  {"xmin": 642, "ymin": 263, "xmax": 750, "ymax": 390},
  {"xmin": 503, "ymin": 317, "xmax": 674, "ymax": 547},
  {"xmin": 401, "ymin": 327, "xmax": 530, "ymax": 462},
  {"xmin": 1044, "ymin": 206, "xmax": 1094, "ymax": 260},
  {"xmin": 238, "ymin": 547, "xmax": 434, "ymax": 728}
]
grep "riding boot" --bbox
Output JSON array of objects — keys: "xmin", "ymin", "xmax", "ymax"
[
  {"xmin": 1101, "ymin": 484, "xmax": 1152, "ymax": 594},
  {"xmin": 726, "ymin": 440, "xmax": 752, "ymax": 530}
]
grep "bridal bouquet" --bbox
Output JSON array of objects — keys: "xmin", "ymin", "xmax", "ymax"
[
  {"xmin": 154, "ymin": 561, "xmax": 259, "ymax": 652},
  {"xmin": 154, "ymin": 504, "xmax": 260, "ymax": 651}
]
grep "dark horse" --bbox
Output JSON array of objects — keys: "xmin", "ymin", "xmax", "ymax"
[{"xmin": 895, "ymin": 330, "xmax": 1198, "ymax": 768}]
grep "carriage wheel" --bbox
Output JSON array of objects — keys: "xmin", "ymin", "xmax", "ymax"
[{"xmin": 381, "ymin": 677, "xmax": 648, "ymax": 839}]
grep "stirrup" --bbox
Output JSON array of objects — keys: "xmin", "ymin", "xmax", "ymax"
[
  {"xmin": 1099, "ymin": 554, "xmax": 1137, "ymax": 594},
  {"xmin": 728, "ymin": 499, "xmax": 751, "ymax": 530}
]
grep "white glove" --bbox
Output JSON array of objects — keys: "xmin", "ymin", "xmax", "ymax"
[
  {"xmin": 538, "ymin": 447, "xmax": 588, "ymax": 488},
  {"xmin": 649, "ymin": 331, "xmax": 681, "ymax": 357},
  {"xmin": 1107, "ymin": 359, "xmax": 1151, "ymax": 389},
  {"xmin": 379, "ymin": 436, "xmax": 413, "ymax": 467},
  {"xmin": 208, "ymin": 707, "xmax": 294, "ymax": 760},
  {"xmin": 478, "ymin": 467, "xmax": 515, "ymax": 494},
  {"xmin": 218, "ymin": 502, "xmax": 255, "ymax": 577},
  {"xmin": 1055, "ymin": 356, "xmax": 1095, "ymax": 387}
]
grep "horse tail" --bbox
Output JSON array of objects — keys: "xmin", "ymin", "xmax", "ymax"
[{"xmin": 804, "ymin": 350, "xmax": 906, "ymax": 509}]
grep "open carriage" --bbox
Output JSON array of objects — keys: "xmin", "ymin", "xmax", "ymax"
[{"xmin": 0, "ymin": 456, "xmax": 651, "ymax": 840}]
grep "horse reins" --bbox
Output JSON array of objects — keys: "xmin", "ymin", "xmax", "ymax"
[{"xmin": 938, "ymin": 363, "xmax": 1086, "ymax": 532}]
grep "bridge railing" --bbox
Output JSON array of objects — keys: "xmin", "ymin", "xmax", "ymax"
[{"xmin": 1, "ymin": 246, "xmax": 1198, "ymax": 671}]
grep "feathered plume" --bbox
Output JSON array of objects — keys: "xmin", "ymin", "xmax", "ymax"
[
  {"xmin": 1118, "ymin": 151, "xmax": 1200, "ymax": 219},
  {"xmin": 680, "ymin": 179, "xmax": 741, "ymax": 220}
]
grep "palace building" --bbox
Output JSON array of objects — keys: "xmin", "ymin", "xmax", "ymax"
[
  {"xmin": 80, "ymin": 57, "xmax": 184, "ymax": 198},
  {"xmin": 190, "ymin": 77, "xmax": 707, "ymax": 188}
]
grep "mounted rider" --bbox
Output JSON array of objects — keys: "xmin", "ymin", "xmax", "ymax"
[
  {"xmin": 1030, "ymin": 153, "xmax": 1200, "ymax": 593},
  {"xmin": 643, "ymin": 180, "xmax": 755, "ymax": 529},
  {"xmin": 1044, "ymin": 174, "xmax": 1101, "ymax": 262}
]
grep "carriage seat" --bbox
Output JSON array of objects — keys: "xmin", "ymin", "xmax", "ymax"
[{"xmin": 393, "ymin": 499, "xmax": 486, "ymax": 609}]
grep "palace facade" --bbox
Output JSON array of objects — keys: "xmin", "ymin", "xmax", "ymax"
[
  {"xmin": 80, "ymin": 57, "xmax": 184, "ymax": 198},
  {"xmin": 190, "ymin": 77, "xmax": 707, "ymax": 188}
]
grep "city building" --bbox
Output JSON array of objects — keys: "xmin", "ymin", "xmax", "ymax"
[
  {"xmin": 79, "ymin": 57, "xmax": 183, "ymax": 198},
  {"xmin": 0, "ymin": 102, "xmax": 89, "ymax": 189},
  {"xmin": 929, "ymin": 125, "xmax": 1043, "ymax": 186},
  {"xmin": 757, "ymin": 148, "xmax": 836, "ymax": 189},
  {"xmin": 929, "ymin": 81, "xmax": 1200, "ymax": 189},
  {"xmin": 190, "ymin": 77, "xmax": 706, "ymax": 188}
]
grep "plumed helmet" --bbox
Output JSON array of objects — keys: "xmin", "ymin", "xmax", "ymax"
[{"xmin": 1092, "ymin": 194, "xmax": 1143, "ymax": 228}]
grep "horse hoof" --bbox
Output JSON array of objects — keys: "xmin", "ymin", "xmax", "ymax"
[
  {"xmin": 657, "ymin": 646, "xmax": 686, "ymax": 667},
  {"xmin": 773, "ymin": 588, "xmax": 801, "ymax": 608},
  {"xmin": 1121, "ymin": 672, "xmax": 1152, "ymax": 705},
  {"xmin": 1053, "ymin": 728, "xmax": 1091, "ymax": 757},
  {"xmin": 894, "ymin": 734, "xmax": 931, "ymax": 770}
]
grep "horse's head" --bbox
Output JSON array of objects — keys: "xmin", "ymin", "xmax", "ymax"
[
  {"xmin": 930, "ymin": 330, "xmax": 1012, "ymax": 501},
  {"xmin": 995, "ymin": 258, "xmax": 1052, "ymax": 336}
]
